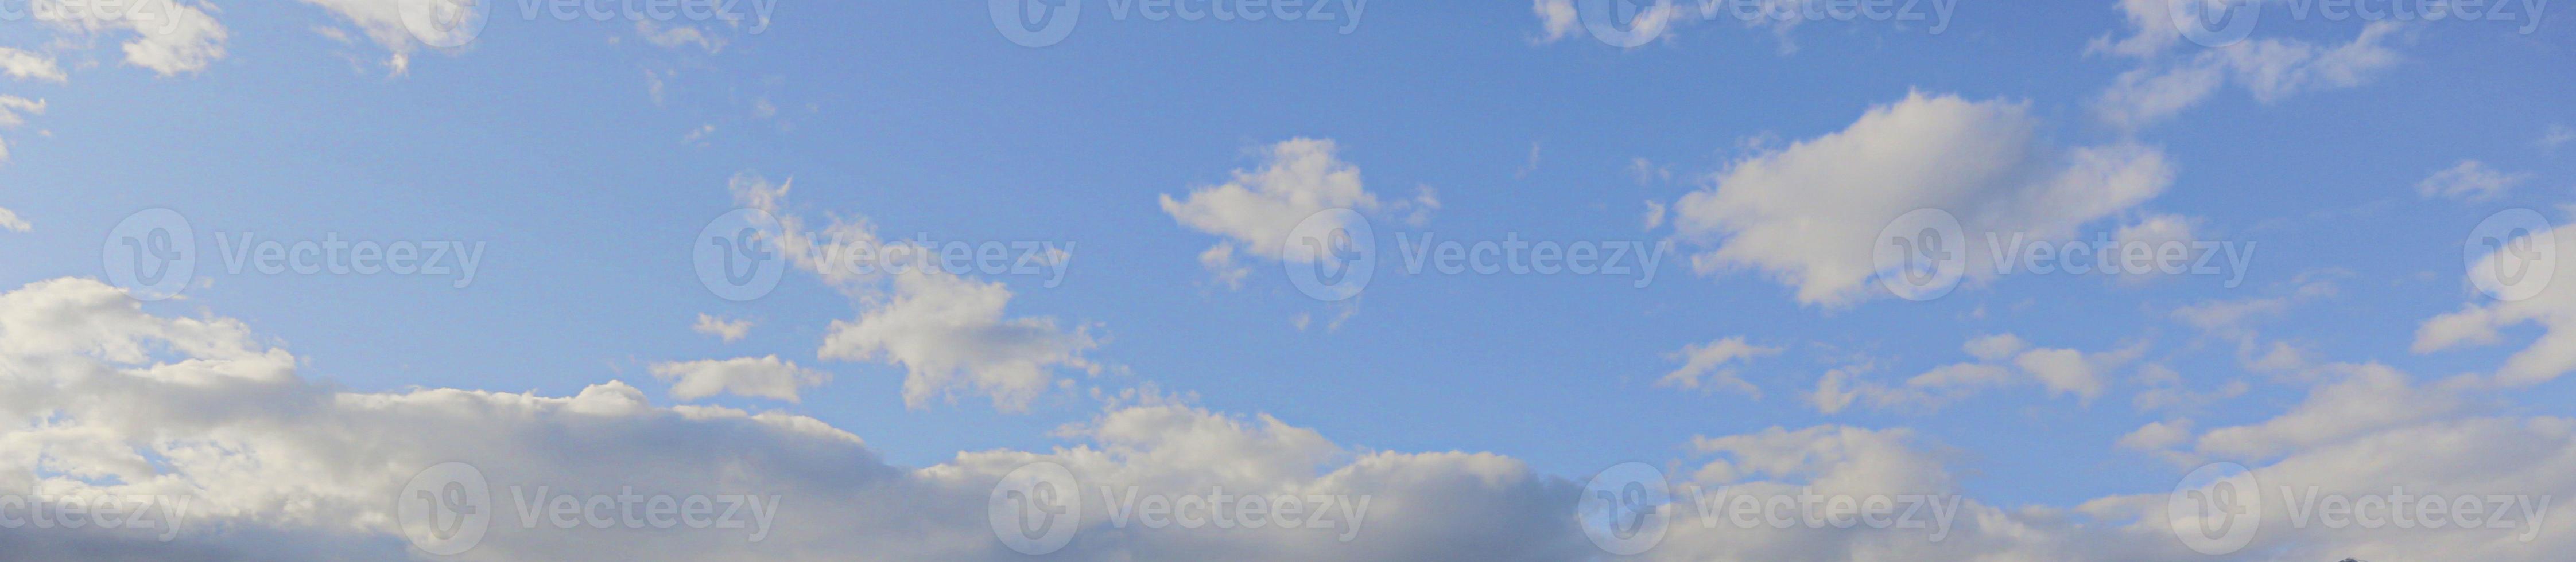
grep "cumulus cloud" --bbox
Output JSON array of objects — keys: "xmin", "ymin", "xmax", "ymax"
[
  {"xmin": 0, "ymin": 205, "xmax": 26, "ymax": 232},
  {"xmin": 1666, "ymin": 92, "xmax": 2171, "ymax": 306},
  {"xmin": 1161, "ymin": 138, "xmax": 1434, "ymax": 286},
  {"xmin": 691, "ymin": 313, "xmax": 752, "ymax": 342},
  {"xmin": 648, "ymin": 355, "xmax": 828, "ymax": 402},
  {"xmin": 2090, "ymin": 1, "xmax": 2404, "ymax": 129},
  {"xmin": 729, "ymin": 174, "xmax": 1099, "ymax": 412},
  {"xmin": 0, "ymin": 278, "xmax": 1594, "ymax": 560},
  {"xmin": 2416, "ymin": 160, "xmax": 2531, "ymax": 202},
  {"xmin": 1654, "ymin": 337, "xmax": 1782, "ymax": 397}
]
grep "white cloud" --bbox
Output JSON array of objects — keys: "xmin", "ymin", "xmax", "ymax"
[
  {"xmin": 2416, "ymin": 223, "xmax": 2576, "ymax": 385},
  {"xmin": 1814, "ymin": 335, "xmax": 2142, "ymax": 413},
  {"xmin": 2190, "ymin": 363, "xmax": 2464, "ymax": 460},
  {"xmin": 1531, "ymin": 0, "xmax": 1580, "ymax": 43},
  {"xmin": 0, "ymin": 206, "xmax": 26, "ymax": 232},
  {"xmin": 2416, "ymin": 160, "xmax": 2532, "ymax": 202},
  {"xmin": 1162, "ymin": 138, "xmax": 1380, "ymax": 278},
  {"xmin": 1667, "ymin": 92, "xmax": 2170, "ymax": 306},
  {"xmin": 0, "ymin": 95, "xmax": 45, "ymax": 165},
  {"xmin": 648, "ymin": 355, "xmax": 827, "ymax": 402},
  {"xmin": 2543, "ymin": 124, "xmax": 2574, "ymax": 151},
  {"xmin": 2117, "ymin": 419, "xmax": 2193, "ymax": 451},
  {"xmin": 691, "ymin": 313, "xmax": 752, "ymax": 342},
  {"xmin": 295, "ymin": 0, "xmax": 485, "ymax": 74},
  {"xmin": 0, "ymin": 48, "xmax": 68, "ymax": 83},
  {"xmin": 2090, "ymin": 1, "xmax": 2403, "ymax": 129},
  {"xmin": 817, "ymin": 268, "xmax": 1099, "ymax": 411},
  {"xmin": 1654, "ymin": 337, "xmax": 1783, "ymax": 397},
  {"xmin": 38, "ymin": 0, "xmax": 230, "ymax": 76},
  {"xmin": 728, "ymin": 174, "xmax": 1101, "ymax": 412},
  {"xmin": 0, "ymin": 278, "xmax": 1599, "ymax": 560}
]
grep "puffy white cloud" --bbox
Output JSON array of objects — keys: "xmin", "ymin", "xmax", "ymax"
[
  {"xmin": 1161, "ymin": 139, "xmax": 1378, "ymax": 278},
  {"xmin": 0, "ymin": 205, "xmax": 25, "ymax": 232},
  {"xmin": 648, "ymin": 355, "xmax": 828, "ymax": 402},
  {"xmin": 1655, "ymin": 337, "xmax": 1782, "ymax": 397},
  {"xmin": 0, "ymin": 278, "xmax": 1597, "ymax": 560},
  {"xmin": 0, "ymin": 48, "xmax": 68, "ymax": 83},
  {"xmin": 1667, "ymin": 92, "xmax": 2170, "ymax": 306},
  {"xmin": 2416, "ymin": 160, "xmax": 2532, "ymax": 202},
  {"xmin": 817, "ymin": 268, "xmax": 1099, "ymax": 411},
  {"xmin": 691, "ymin": 313, "xmax": 752, "ymax": 342}
]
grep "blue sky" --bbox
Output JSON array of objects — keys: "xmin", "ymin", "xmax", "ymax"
[{"xmin": 2, "ymin": 1, "xmax": 2575, "ymax": 560}]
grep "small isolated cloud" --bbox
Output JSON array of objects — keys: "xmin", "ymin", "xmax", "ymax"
[
  {"xmin": 1667, "ymin": 92, "xmax": 2170, "ymax": 306},
  {"xmin": 2543, "ymin": 124, "xmax": 2574, "ymax": 151},
  {"xmin": 637, "ymin": 20, "xmax": 726, "ymax": 53},
  {"xmin": 0, "ymin": 95, "xmax": 45, "ymax": 165},
  {"xmin": 1161, "ymin": 138, "xmax": 1378, "ymax": 279},
  {"xmin": 649, "ymin": 355, "xmax": 829, "ymax": 402},
  {"xmin": 296, "ymin": 0, "xmax": 486, "ymax": 74},
  {"xmin": 731, "ymin": 174, "xmax": 1099, "ymax": 412},
  {"xmin": 2415, "ymin": 160, "xmax": 2531, "ymax": 202},
  {"xmin": 691, "ymin": 313, "xmax": 752, "ymax": 342},
  {"xmin": 0, "ymin": 206, "xmax": 26, "ymax": 232},
  {"xmin": 0, "ymin": 48, "xmax": 67, "ymax": 83},
  {"xmin": 1655, "ymin": 336, "xmax": 1783, "ymax": 397}
]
